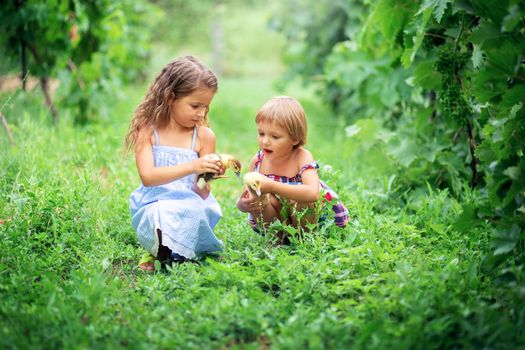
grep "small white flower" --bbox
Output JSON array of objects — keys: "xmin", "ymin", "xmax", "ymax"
[{"xmin": 323, "ymin": 164, "xmax": 333, "ymax": 173}]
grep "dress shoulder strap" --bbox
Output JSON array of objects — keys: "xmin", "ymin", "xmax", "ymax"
[
  {"xmin": 298, "ymin": 162, "xmax": 319, "ymax": 176},
  {"xmin": 191, "ymin": 127, "xmax": 198, "ymax": 151},
  {"xmin": 254, "ymin": 150, "xmax": 264, "ymax": 172},
  {"xmin": 153, "ymin": 128, "xmax": 159, "ymax": 146}
]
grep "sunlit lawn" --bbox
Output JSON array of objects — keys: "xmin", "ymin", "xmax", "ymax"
[{"xmin": 0, "ymin": 3, "xmax": 523, "ymax": 349}]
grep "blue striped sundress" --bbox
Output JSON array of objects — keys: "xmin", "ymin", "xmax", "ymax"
[{"xmin": 129, "ymin": 127, "xmax": 223, "ymax": 259}]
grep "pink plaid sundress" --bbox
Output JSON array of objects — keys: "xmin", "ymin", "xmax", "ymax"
[{"xmin": 248, "ymin": 150, "xmax": 350, "ymax": 229}]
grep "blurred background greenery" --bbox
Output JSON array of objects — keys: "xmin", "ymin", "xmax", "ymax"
[{"xmin": 1, "ymin": 0, "xmax": 524, "ymax": 348}]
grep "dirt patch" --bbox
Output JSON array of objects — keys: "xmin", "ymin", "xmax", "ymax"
[{"xmin": 0, "ymin": 74, "xmax": 58, "ymax": 93}]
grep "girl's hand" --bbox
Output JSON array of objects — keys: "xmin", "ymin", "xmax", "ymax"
[
  {"xmin": 193, "ymin": 153, "xmax": 222, "ymax": 175},
  {"xmin": 237, "ymin": 188, "xmax": 263, "ymax": 213}
]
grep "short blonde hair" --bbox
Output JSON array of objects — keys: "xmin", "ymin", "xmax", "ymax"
[{"xmin": 255, "ymin": 96, "xmax": 307, "ymax": 148}]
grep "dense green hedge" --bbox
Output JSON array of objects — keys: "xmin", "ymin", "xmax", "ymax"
[{"xmin": 272, "ymin": 0, "xmax": 524, "ymax": 285}]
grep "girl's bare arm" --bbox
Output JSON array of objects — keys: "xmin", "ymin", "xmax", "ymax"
[
  {"xmin": 193, "ymin": 127, "xmax": 217, "ymax": 198},
  {"xmin": 261, "ymin": 149, "xmax": 320, "ymax": 203},
  {"xmin": 262, "ymin": 171, "xmax": 320, "ymax": 203},
  {"xmin": 135, "ymin": 128, "xmax": 221, "ymax": 187},
  {"xmin": 196, "ymin": 126, "xmax": 216, "ymax": 157}
]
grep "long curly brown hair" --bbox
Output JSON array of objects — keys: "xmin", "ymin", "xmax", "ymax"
[{"xmin": 125, "ymin": 55, "xmax": 218, "ymax": 151}]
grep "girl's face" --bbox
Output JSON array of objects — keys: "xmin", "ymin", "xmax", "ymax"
[
  {"xmin": 170, "ymin": 87, "xmax": 215, "ymax": 128},
  {"xmin": 257, "ymin": 120, "xmax": 298, "ymax": 160}
]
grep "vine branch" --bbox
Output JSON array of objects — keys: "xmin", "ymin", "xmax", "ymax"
[
  {"xmin": 466, "ymin": 121, "xmax": 479, "ymax": 188},
  {"xmin": 25, "ymin": 41, "xmax": 59, "ymax": 125},
  {"xmin": 0, "ymin": 112, "xmax": 15, "ymax": 146}
]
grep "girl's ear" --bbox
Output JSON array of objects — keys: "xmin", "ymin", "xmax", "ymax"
[{"xmin": 166, "ymin": 91, "xmax": 176, "ymax": 103}]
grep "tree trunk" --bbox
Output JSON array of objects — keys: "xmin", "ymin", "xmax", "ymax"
[
  {"xmin": 0, "ymin": 112, "xmax": 15, "ymax": 146},
  {"xmin": 67, "ymin": 59, "xmax": 85, "ymax": 89},
  {"xmin": 25, "ymin": 43, "xmax": 59, "ymax": 125},
  {"xmin": 20, "ymin": 40, "xmax": 27, "ymax": 91},
  {"xmin": 466, "ymin": 121, "xmax": 479, "ymax": 188},
  {"xmin": 40, "ymin": 77, "xmax": 58, "ymax": 125}
]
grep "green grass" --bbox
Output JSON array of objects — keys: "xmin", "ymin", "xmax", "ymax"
[
  {"xmin": 1, "ymin": 72, "xmax": 524, "ymax": 349},
  {"xmin": 1, "ymin": 4, "xmax": 524, "ymax": 350}
]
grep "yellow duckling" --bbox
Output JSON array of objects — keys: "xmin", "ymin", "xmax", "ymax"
[{"xmin": 197, "ymin": 154, "xmax": 242, "ymax": 189}]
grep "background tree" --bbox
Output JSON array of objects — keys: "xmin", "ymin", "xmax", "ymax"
[{"xmin": 0, "ymin": 0, "xmax": 160, "ymax": 124}]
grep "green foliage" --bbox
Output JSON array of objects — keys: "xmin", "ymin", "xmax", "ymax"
[
  {"xmin": 151, "ymin": 0, "xmax": 214, "ymax": 51},
  {"xmin": 0, "ymin": 0, "xmax": 161, "ymax": 124},
  {"xmin": 3, "ymin": 28, "xmax": 525, "ymax": 343},
  {"xmin": 272, "ymin": 0, "xmax": 525, "ymax": 287},
  {"xmin": 1, "ymin": 2, "xmax": 524, "ymax": 348},
  {"xmin": 434, "ymin": 45, "xmax": 472, "ymax": 124},
  {"xmin": 270, "ymin": 0, "xmax": 363, "ymax": 89},
  {"xmin": 1, "ymin": 80, "xmax": 524, "ymax": 347}
]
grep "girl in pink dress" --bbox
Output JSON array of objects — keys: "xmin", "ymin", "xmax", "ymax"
[{"xmin": 237, "ymin": 96, "xmax": 350, "ymax": 241}]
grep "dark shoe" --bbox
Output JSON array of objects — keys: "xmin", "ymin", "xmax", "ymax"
[
  {"xmin": 170, "ymin": 252, "xmax": 187, "ymax": 263},
  {"xmin": 156, "ymin": 229, "xmax": 172, "ymax": 263}
]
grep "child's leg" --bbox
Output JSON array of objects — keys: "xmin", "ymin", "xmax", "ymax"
[
  {"xmin": 289, "ymin": 201, "xmax": 317, "ymax": 230},
  {"xmin": 138, "ymin": 229, "xmax": 174, "ymax": 271},
  {"xmin": 265, "ymin": 194, "xmax": 282, "ymax": 222},
  {"xmin": 138, "ymin": 252, "xmax": 155, "ymax": 272},
  {"xmin": 249, "ymin": 194, "xmax": 282, "ymax": 227},
  {"xmin": 249, "ymin": 195, "xmax": 292, "ymax": 245}
]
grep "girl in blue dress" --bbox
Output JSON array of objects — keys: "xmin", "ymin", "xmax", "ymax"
[{"xmin": 126, "ymin": 56, "xmax": 224, "ymax": 271}]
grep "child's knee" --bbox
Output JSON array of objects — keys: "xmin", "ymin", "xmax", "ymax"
[{"xmin": 268, "ymin": 194, "xmax": 281, "ymax": 208}]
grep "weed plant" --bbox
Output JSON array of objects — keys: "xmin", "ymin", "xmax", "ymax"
[
  {"xmin": 1, "ymin": 74, "xmax": 523, "ymax": 349},
  {"xmin": 1, "ymin": 5, "xmax": 523, "ymax": 350}
]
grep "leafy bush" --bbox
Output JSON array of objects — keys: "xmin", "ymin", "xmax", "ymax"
[
  {"xmin": 272, "ymin": 0, "xmax": 525, "ymax": 288},
  {"xmin": 0, "ymin": 0, "xmax": 161, "ymax": 124}
]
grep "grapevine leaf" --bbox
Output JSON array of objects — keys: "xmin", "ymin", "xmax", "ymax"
[
  {"xmin": 469, "ymin": 0, "xmax": 509, "ymax": 24},
  {"xmin": 326, "ymin": 49, "xmax": 380, "ymax": 88},
  {"xmin": 374, "ymin": 0, "xmax": 411, "ymax": 41},
  {"xmin": 418, "ymin": 139, "xmax": 448, "ymax": 163},
  {"xmin": 432, "ymin": 0, "xmax": 452, "ymax": 22},
  {"xmin": 471, "ymin": 67, "xmax": 507, "ymax": 103},
  {"xmin": 503, "ymin": 166, "xmax": 521, "ymax": 181},
  {"xmin": 361, "ymin": 0, "xmax": 414, "ymax": 49},
  {"xmin": 484, "ymin": 40, "xmax": 523, "ymax": 75},
  {"xmin": 493, "ymin": 225, "xmax": 520, "ymax": 255},
  {"xmin": 502, "ymin": 4, "xmax": 522, "ymax": 32},
  {"xmin": 471, "ymin": 44, "xmax": 484, "ymax": 69},
  {"xmin": 407, "ymin": 59, "xmax": 441, "ymax": 89},
  {"xmin": 471, "ymin": 20, "xmax": 505, "ymax": 46},
  {"xmin": 494, "ymin": 240, "xmax": 517, "ymax": 256},
  {"xmin": 387, "ymin": 137, "xmax": 419, "ymax": 167},
  {"xmin": 453, "ymin": 203, "xmax": 479, "ymax": 232},
  {"xmin": 501, "ymin": 178, "xmax": 525, "ymax": 209},
  {"xmin": 475, "ymin": 140, "xmax": 496, "ymax": 163},
  {"xmin": 401, "ymin": 8, "xmax": 432, "ymax": 68},
  {"xmin": 366, "ymin": 71, "xmax": 404, "ymax": 107},
  {"xmin": 509, "ymin": 103, "xmax": 523, "ymax": 118},
  {"xmin": 500, "ymin": 85, "xmax": 525, "ymax": 109},
  {"xmin": 417, "ymin": 0, "xmax": 452, "ymax": 22}
]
